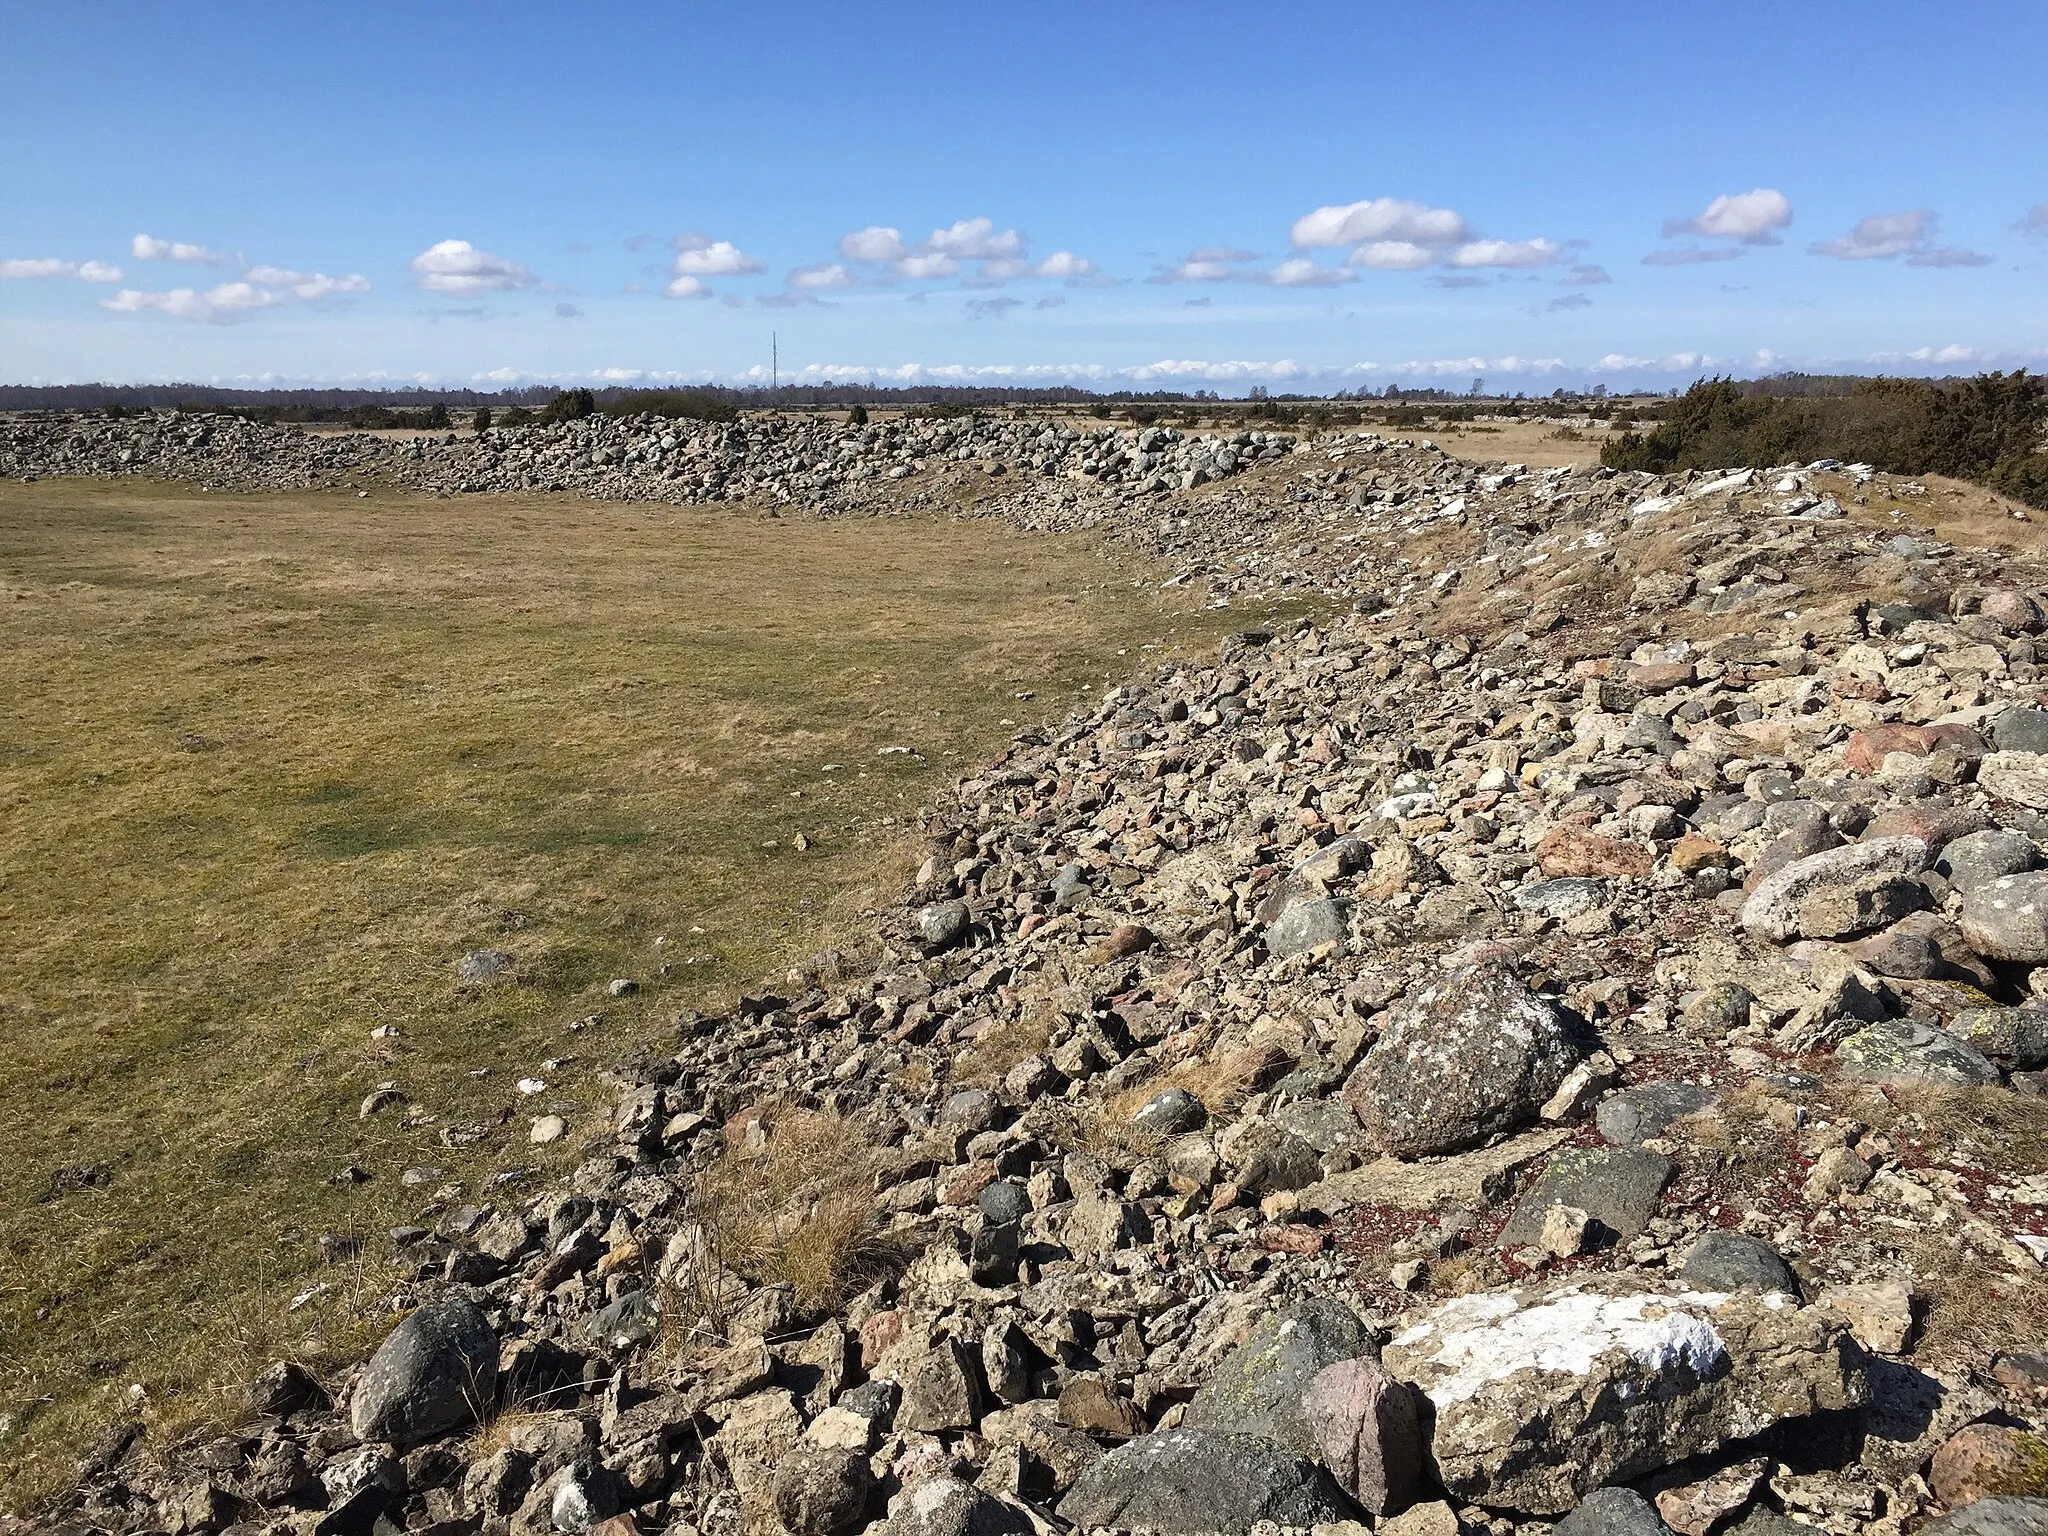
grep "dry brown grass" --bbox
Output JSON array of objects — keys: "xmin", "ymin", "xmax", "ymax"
[
  {"xmin": 0, "ymin": 476, "xmax": 1258, "ymax": 1509},
  {"xmin": 687, "ymin": 1108, "xmax": 894, "ymax": 1318}
]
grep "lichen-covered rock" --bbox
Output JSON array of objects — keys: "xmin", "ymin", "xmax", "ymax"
[
  {"xmin": 1056, "ymin": 1428, "xmax": 1354, "ymax": 1534},
  {"xmin": 1961, "ymin": 871, "xmax": 2048, "ymax": 964},
  {"xmin": 1739, "ymin": 836, "xmax": 1930, "ymax": 941},
  {"xmin": 1183, "ymin": 1295, "xmax": 1375, "ymax": 1457},
  {"xmin": 1834, "ymin": 1019, "xmax": 2002, "ymax": 1087},
  {"xmin": 1344, "ymin": 960, "xmax": 1586, "ymax": 1158},
  {"xmin": 1381, "ymin": 1278, "xmax": 1869, "ymax": 1514}
]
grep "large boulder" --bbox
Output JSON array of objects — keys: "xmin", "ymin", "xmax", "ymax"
[
  {"xmin": 1834, "ymin": 1019, "xmax": 2002, "ymax": 1087},
  {"xmin": 1344, "ymin": 960, "xmax": 1586, "ymax": 1158},
  {"xmin": 880, "ymin": 1477, "xmax": 1032, "ymax": 1536},
  {"xmin": 1979, "ymin": 753, "xmax": 2048, "ymax": 811},
  {"xmin": 1961, "ymin": 872, "xmax": 2048, "ymax": 963},
  {"xmin": 1266, "ymin": 896, "xmax": 1350, "ymax": 958},
  {"xmin": 1739, "ymin": 837, "xmax": 1929, "ymax": 942},
  {"xmin": 1381, "ymin": 1278, "xmax": 1869, "ymax": 1514},
  {"xmin": 1678, "ymin": 1232, "xmax": 1801, "ymax": 1298},
  {"xmin": 1921, "ymin": 1498, "xmax": 2048, "ymax": 1535},
  {"xmin": 1183, "ymin": 1295, "xmax": 1375, "ymax": 1456},
  {"xmin": 1056, "ymin": 1429, "xmax": 1354, "ymax": 1534},
  {"xmin": 1554, "ymin": 1487, "xmax": 1673, "ymax": 1535},
  {"xmin": 350, "ymin": 1297, "xmax": 499, "ymax": 1445}
]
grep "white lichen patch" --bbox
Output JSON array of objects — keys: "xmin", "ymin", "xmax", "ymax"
[{"xmin": 1402, "ymin": 1286, "xmax": 1731, "ymax": 1406}]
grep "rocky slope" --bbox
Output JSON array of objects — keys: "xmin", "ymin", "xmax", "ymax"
[{"xmin": 16, "ymin": 415, "xmax": 2048, "ymax": 1536}]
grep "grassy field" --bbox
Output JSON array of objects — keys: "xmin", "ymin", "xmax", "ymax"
[{"xmin": 0, "ymin": 477, "xmax": 1260, "ymax": 1505}]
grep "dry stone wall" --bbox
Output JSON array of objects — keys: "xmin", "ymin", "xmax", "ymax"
[{"xmin": 26, "ymin": 414, "xmax": 2048, "ymax": 1536}]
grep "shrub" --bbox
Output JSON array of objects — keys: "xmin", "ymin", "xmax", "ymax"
[
  {"xmin": 846, "ymin": 404, "xmax": 868, "ymax": 426},
  {"xmin": 1602, "ymin": 371, "xmax": 2048, "ymax": 510},
  {"xmin": 472, "ymin": 407, "xmax": 493, "ymax": 433},
  {"xmin": 424, "ymin": 401, "xmax": 451, "ymax": 430},
  {"xmin": 538, "ymin": 388, "xmax": 596, "ymax": 424},
  {"xmin": 602, "ymin": 389, "xmax": 736, "ymax": 423},
  {"xmin": 499, "ymin": 405, "xmax": 532, "ymax": 428}
]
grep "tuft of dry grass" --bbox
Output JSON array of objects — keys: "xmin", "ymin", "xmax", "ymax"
[
  {"xmin": 0, "ymin": 477, "xmax": 1260, "ymax": 1508},
  {"xmin": 686, "ymin": 1108, "xmax": 894, "ymax": 1319}
]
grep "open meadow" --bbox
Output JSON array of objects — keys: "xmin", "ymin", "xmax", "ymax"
[{"xmin": 0, "ymin": 477, "xmax": 1257, "ymax": 1501}]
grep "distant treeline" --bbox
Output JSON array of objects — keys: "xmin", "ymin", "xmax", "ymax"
[
  {"xmin": 1603, "ymin": 372, "xmax": 2048, "ymax": 510},
  {"xmin": 0, "ymin": 381, "xmax": 1225, "ymax": 417}
]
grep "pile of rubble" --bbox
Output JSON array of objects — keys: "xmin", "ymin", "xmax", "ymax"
[
  {"xmin": 39, "ymin": 422, "xmax": 2048, "ymax": 1536},
  {"xmin": 0, "ymin": 410, "xmax": 1298, "ymax": 509}
]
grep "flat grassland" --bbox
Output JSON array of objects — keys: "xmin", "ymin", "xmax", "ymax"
[{"xmin": 0, "ymin": 478, "xmax": 1255, "ymax": 1502}]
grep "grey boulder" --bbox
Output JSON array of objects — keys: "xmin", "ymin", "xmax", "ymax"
[
  {"xmin": 881, "ymin": 1477, "xmax": 1032, "ymax": 1536},
  {"xmin": 1678, "ymin": 1231, "xmax": 1801, "ymax": 1298},
  {"xmin": 1056, "ymin": 1428, "xmax": 1354, "ymax": 1534},
  {"xmin": 1555, "ymin": 1486, "xmax": 1673, "ymax": 1536},
  {"xmin": 1961, "ymin": 872, "xmax": 2048, "ymax": 963},
  {"xmin": 1921, "ymin": 1498, "xmax": 2048, "ymax": 1535},
  {"xmin": 1497, "ymin": 1146, "xmax": 1675, "ymax": 1250},
  {"xmin": 1345, "ymin": 959, "xmax": 1585, "ymax": 1158},
  {"xmin": 1596, "ymin": 1082, "xmax": 1716, "ymax": 1147},
  {"xmin": 1951, "ymin": 1006, "xmax": 2048, "ymax": 1070},
  {"xmin": 1266, "ymin": 896, "xmax": 1350, "ymax": 958},
  {"xmin": 916, "ymin": 900, "xmax": 971, "ymax": 949},
  {"xmin": 1739, "ymin": 836, "xmax": 1929, "ymax": 942},
  {"xmin": 1937, "ymin": 828, "xmax": 2038, "ymax": 893},
  {"xmin": 1184, "ymin": 1295, "xmax": 1375, "ymax": 1457},
  {"xmin": 1834, "ymin": 1019, "xmax": 2001, "ymax": 1087},
  {"xmin": 350, "ymin": 1297, "xmax": 498, "ymax": 1445}
]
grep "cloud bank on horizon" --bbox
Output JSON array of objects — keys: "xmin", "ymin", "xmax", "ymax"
[{"xmin": 0, "ymin": 3, "xmax": 2042, "ymax": 391}]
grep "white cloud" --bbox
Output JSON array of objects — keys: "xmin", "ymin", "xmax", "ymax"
[
  {"xmin": 2021, "ymin": 204, "xmax": 2048, "ymax": 238},
  {"xmin": 1150, "ymin": 255, "xmax": 1237, "ymax": 284},
  {"xmin": 1812, "ymin": 209, "xmax": 1929, "ymax": 260},
  {"xmin": 1, "ymin": 257, "xmax": 74, "ymax": 279},
  {"xmin": 1562, "ymin": 263, "xmax": 1612, "ymax": 285},
  {"xmin": 131, "ymin": 233, "xmax": 226, "ymax": 263},
  {"xmin": 1907, "ymin": 343, "xmax": 1979, "ymax": 364},
  {"xmin": 925, "ymin": 216, "xmax": 1025, "ymax": 260},
  {"xmin": 1908, "ymin": 244, "xmax": 1994, "ymax": 269},
  {"xmin": 1642, "ymin": 246, "xmax": 1745, "ymax": 266},
  {"xmin": 971, "ymin": 257, "xmax": 1032, "ymax": 284},
  {"xmin": 1291, "ymin": 198, "xmax": 1469, "ymax": 250},
  {"xmin": 1812, "ymin": 209, "xmax": 1989, "ymax": 267},
  {"xmin": 895, "ymin": 252, "xmax": 959, "ymax": 281},
  {"xmin": 1035, "ymin": 250, "xmax": 1095, "ymax": 280},
  {"xmin": 99, "ymin": 257, "xmax": 369, "ymax": 322},
  {"xmin": 1448, "ymin": 237, "xmax": 1564, "ymax": 269},
  {"xmin": 965, "ymin": 296, "xmax": 1023, "ymax": 320},
  {"xmin": 839, "ymin": 226, "xmax": 907, "ymax": 261},
  {"xmin": 1035, "ymin": 294, "xmax": 1065, "ymax": 310},
  {"xmin": 1190, "ymin": 245, "xmax": 1257, "ymax": 263},
  {"xmin": 1265, "ymin": 257, "xmax": 1353, "ymax": 287},
  {"xmin": 1663, "ymin": 188, "xmax": 1792, "ymax": 244},
  {"xmin": 101, "ymin": 282, "xmax": 278, "ymax": 322},
  {"xmin": 789, "ymin": 262, "xmax": 855, "ymax": 291},
  {"xmin": 1, "ymin": 257, "xmax": 124, "ymax": 282},
  {"xmin": 1346, "ymin": 240, "xmax": 1435, "ymax": 271},
  {"xmin": 664, "ymin": 274, "xmax": 709, "ymax": 300},
  {"xmin": 244, "ymin": 265, "xmax": 370, "ymax": 300},
  {"xmin": 409, "ymin": 239, "xmax": 534, "ymax": 294},
  {"xmin": 671, "ymin": 234, "xmax": 765, "ymax": 277}
]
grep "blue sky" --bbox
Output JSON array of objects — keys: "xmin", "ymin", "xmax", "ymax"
[{"xmin": 2, "ymin": 1, "xmax": 2044, "ymax": 394}]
